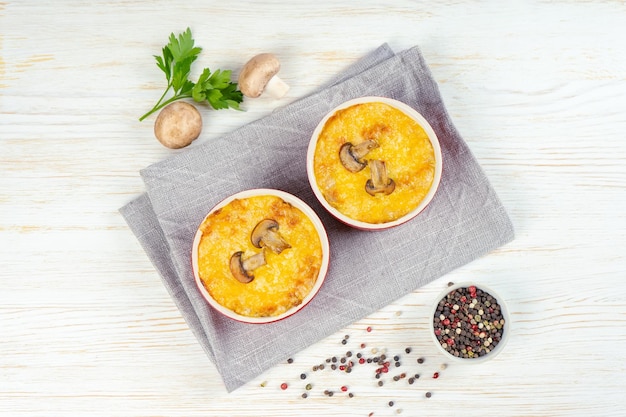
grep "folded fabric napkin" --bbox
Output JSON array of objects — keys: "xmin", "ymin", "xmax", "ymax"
[{"xmin": 120, "ymin": 44, "xmax": 514, "ymax": 392}]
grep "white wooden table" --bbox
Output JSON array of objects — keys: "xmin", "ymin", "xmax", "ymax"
[{"xmin": 2, "ymin": 1, "xmax": 625, "ymax": 416}]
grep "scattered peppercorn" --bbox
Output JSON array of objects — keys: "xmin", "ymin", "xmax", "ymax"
[
  {"xmin": 300, "ymin": 373, "xmax": 307, "ymax": 380},
  {"xmin": 305, "ymin": 383, "xmax": 312, "ymax": 390},
  {"xmin": 417, "ymin": 357, "xmax": 425, "ymax": 364},
  {"xmin": 405, "ymin": 347, "xmax": 411, "ymax": 354},
  {"xmin": 425, "ymin": 391, "xmax": 432, "ymax": 398},
  {"xmin": 280, "ymin": 382, "xmax": 288, "ymax": 390},
  {"xmin": 287, "ymin": 358, "xmax": 293, "ymax": 364},
  {"xmin": 389, "ymin": 401, "xmax": 394, "ymax": 407},
  {"xmin": 432, "ymin": 372, "xmax": 439, "ymax": 379}
]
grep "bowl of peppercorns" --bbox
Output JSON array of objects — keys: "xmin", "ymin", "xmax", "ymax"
[{"xmin": 430, "ymin": 282, "xmax": 510, "ymax": 363}]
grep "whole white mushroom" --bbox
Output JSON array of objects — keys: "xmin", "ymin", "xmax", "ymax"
[
  {"xmin": 153, "ymin": 101, "xmax": 202, "ymax": 149},
  {"xmin": 238, "ymin": 53, "xmax": 290, "ymax": 99}
]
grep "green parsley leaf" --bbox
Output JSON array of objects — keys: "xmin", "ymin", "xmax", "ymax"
[
  {"xmin": 190, "ymin": 68, "xmax": 243, "ymax": 111},
  {"xmin": 139, "ymin": 28, "xmax": 244, "ymax": 121},
  {"xmin": 167, "ymin": 28, "xmax": 202, "ymax": 62}
]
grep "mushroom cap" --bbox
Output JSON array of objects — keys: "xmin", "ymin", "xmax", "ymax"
[
  {"xmin": 238, "ymin": 53, "xmax": 282, "ymax": 98},
  {"xmin": 251, "ymin": 218, "xmax": 291, "ymax": 254},
  {"xmin": 229, "ymin": 251, "xmax": 254, "ymax": 283},
  {"xmin": 365, "ymin": 178, "xmax": 396, "ymax": 196},
  {"xmin": 154, "ymin": 101, "xmax": 202, "ymax": 149},
  {"xmin": 251, "ymin": 219, "xmax": 279, "ymax": 248},
  {"xmin": 339, "ymin": 143, "xmax": 367, "ymax": 173},
  {"xmin": 339, "ymin": 140, "xmax": 379, "ymax": 173}
]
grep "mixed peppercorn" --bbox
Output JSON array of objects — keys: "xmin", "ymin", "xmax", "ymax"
[
  {"xmin": 267, "ymin": 324, "xmax": 444, "ymax": 414},
  {"xmin": 260, "ymin": 282, "xmax": 508, "ymax": 415},
  {"xmin": 433, "ymin": 285, "xmax": 506, "ymax": 359}
]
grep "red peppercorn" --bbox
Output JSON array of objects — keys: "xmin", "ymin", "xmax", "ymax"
[
  {"xmin": 339, "ymin": 365, "xmax": 346, "ymax": 371},
  {"xmin": 341, "ymin": 385, "xmax": 348, "ymax": 392},
  {"xmin": 432, "ymin": 372, "xmax": 439, "ymax": 379},
  {"xmin": 359, "ymin": 358, "xmax": 365, "ymax": 364},
  {"xmin": 446, "ymin": 338, "xmax": 455, "ymax": 346},
  {"xmin": 434, "ymin": 329, "xmax": 441, "ymax": 336},
  {"xmin": 366, "ymin": 326, "xmax": 372, "ymax": 332},
  {"xmin": 442, "ymin": 318, "xmax": 450, "ymax": 326},
  {"xmin": 280, "ymin": 383, "xmax": 288, "ymax": 390}
]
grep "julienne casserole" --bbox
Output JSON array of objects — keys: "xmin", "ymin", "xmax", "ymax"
[
  {"xmin": 311, "ymin": 99, "xmax": 439, "ymax": 226},
  {"xmin": 194, "ymin": 192, "xmax": 326, "ymax": 321}
]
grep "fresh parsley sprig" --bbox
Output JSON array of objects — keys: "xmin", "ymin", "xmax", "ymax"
[{"xmin": 139, "ymin": 28, "xmax": 243, "ymax": 121}]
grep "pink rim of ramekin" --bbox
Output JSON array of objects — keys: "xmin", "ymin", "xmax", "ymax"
[
  {"xmin": 191, "ymin": 188, "xmax": 330, "ymax": 324},
  {"xmin": 306, "ymin": 96, "xmax": 443, "ymax": 231}
]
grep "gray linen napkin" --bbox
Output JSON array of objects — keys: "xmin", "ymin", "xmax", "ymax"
[{"xmin": 120, "ymin": 44, "xmax": 514, "ymax": 392}]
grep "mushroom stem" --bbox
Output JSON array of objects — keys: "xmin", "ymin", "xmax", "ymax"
[
  {"xmin": 264, "ymin": 75, "xmax": 290, "ymax": 99},
  {"xmin": 229, "ymin": 250, "xmax": 267, "ymax": 284},
  {"xmin": 365, "ymin": 159, "xmax": 396, "ymax": 196},
  {"xmin": 242, "ymin": 250, "xmax": 267, "ymax": 271},
  {"xmin": 351, "ymin": 139, "xmax": 379, "ymax": 160},
  {"xmin": 262, "ymin": 229, "xmax": 291, "ymax": 254}
]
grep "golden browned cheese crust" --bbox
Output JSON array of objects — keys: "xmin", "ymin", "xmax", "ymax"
[
  {"xmin": 197, "ymin": 195, "xmax": 323, "ymax": 318},
  {"xmin": 313, "ymin": 102, "xmax": 436, "ymax": 223}
]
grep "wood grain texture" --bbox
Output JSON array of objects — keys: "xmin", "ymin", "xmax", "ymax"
[{"xmin": 2, "ymin": 1, "xmax": 625, "ymax": 416}]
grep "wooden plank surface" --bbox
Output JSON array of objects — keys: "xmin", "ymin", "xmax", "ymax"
[{"xmin": 1, "ymin": 1, "xmax": 625, "ymax": 416}]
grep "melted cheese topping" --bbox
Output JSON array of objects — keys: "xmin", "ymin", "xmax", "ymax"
[
  {"xmin": 313, "ymin": 102, "xmax": 436, "ymax": 224},
  {"xmin": 196, "ymin": 195, "xmax": 323, "ymax": 318}
]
